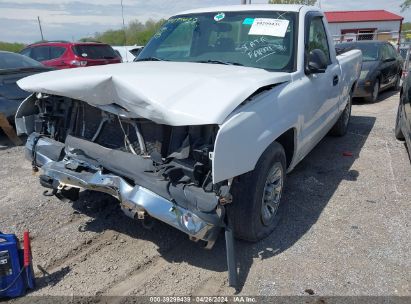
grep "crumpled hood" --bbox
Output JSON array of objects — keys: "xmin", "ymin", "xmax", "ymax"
[{"xmin": 17, "ymin": 61, "xmax": 291, "ymax": 125}]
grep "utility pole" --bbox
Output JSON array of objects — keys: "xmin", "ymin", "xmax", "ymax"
[{"xmin": 37, "ymin": 16, "xmax": 44, "ymax": 41}]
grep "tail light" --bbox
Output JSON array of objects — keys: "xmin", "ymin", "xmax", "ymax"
[
  {"xmin": 69, "ymin": 60, "xmax": 87, "ymax": 67},
  {"xmin": 402, "ymin": 70, "xmax": 408, "ymax": 79}
]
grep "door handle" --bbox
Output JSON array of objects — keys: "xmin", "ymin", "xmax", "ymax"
[{"xmin": 333, "ymin": 75, "xmax": 339, "ymax": 86}]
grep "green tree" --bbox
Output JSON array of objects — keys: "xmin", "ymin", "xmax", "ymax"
[
  {"xmin": 268, "ymin": 0, "xmax": 317, "ymax": 5},
  {"xmin": 0, "ymin": 41, "xmax": 26, "ymax": 52},
  {"xmin": 80, "ymin": 18, "xmax": 166, "ymax": 46},
  {"xmin": 401, "ymin": 0, "xmax": 411, "ymax": 11}
]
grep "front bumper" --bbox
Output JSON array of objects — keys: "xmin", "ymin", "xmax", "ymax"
[{"xmin": 26, "ymin": 133, "xmax": 222, "ymax": 246}]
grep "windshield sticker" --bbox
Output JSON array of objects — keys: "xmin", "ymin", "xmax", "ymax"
[
  {"xmin": 243, "ymin": 18, "xmax": 255, "ymax": 25},
  {"xmin": 153, "ymin": 26, "xmax": 168, "ymax": 39},
  {"xmin": 168, "ymin": 17, "xmax": 198, "ymax": 24},
  {"xmin": 248, "ymin": 18, "xmax": 289, "ymax": 37},
  {"xmin": 239, "ymin": 37, "xmax": 286, "ymax": 62},
  {"xmin": 214, "ymin": 12, "xmax": 225, "ymax": 22}
]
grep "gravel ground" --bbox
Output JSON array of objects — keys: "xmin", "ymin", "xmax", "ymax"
[{"xmin": 0, "ymin": 90, "xmax": 410, "ymax": 298}]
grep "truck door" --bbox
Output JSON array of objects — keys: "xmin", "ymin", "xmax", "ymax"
[
  {"xmin": 300, "ymin": 13, "xmax": 341, "ymax": 152},
  {"xmin": 380, "ymin": 44, "xmax": 396, "ymax": 88}
]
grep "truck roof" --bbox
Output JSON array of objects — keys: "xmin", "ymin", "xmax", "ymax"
[{"xmin": 178, "ymin": 4, "xmax": 312, "ymax": 15}]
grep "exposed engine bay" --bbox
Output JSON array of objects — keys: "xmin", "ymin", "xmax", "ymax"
[
  {"xmin": 18, "ymin": 93, "xmax": 233, "ymax": 249},
  {"xmin": 31, "ymin": 95, "xmax": 218, "ymax": 190}
]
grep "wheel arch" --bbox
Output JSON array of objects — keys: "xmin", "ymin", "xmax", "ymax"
[
  {"xmin": 275, "ymin": 128, "xmax": 296, "ymax": 169},
  {"xmin": 212, "ymin": 121, "xmax": 298, "ymax": 184}
]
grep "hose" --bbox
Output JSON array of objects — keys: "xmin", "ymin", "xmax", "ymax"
[{"xmin": 0, "ymin": 266, "xmax": 26, "ymax": 293}]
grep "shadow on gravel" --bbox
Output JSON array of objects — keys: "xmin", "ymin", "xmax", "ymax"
[
  {"xmin": 33, "ymin": 266, "xmax": 71, "ymax": 290},
  {"xmin": 67, "ymin": 115, "xmax": 376, "ymax": 293}
]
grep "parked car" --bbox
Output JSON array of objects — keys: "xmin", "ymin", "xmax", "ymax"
[
  {"xmin": 20, "ymin": 41, "xmax": 121, "ymax": 69},
  {"xmin": 336, "ymin": 41, "xmax": 403, "ymax": 102},
  {"xmin": 112, "ymin": 45, "xmax": 143, "ymax": 62},
  {"xmin": 0, "ymin": 51, "xmax": 52, "ymax": 119},
  {"xmin": 395, "ymin": 72, "xmax": 411, "ymax": 158},
  {"xmin": 399, "ymin": 44, "xmax": 411, "ymax": 79},
  {"xmin": 16, "ymin": 5, "xmax": 361, "ymax": 286}
]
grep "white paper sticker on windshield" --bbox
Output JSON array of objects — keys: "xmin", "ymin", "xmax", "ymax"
[{"xmin": 248, "ymin": 18, "xmax": 289, "ymax": 37}]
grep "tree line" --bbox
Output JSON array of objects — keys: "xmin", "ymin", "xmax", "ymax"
[
  {"xmin": 0, "ymin": 18, "xmax": 165, "ymax": 52},
  {"xmin": 79, "ymin": 18, "xmax": 166, "ymax": 46}
]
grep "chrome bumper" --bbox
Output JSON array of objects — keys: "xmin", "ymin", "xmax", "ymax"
[{"xmin": 26, "ymin": 134, "xmax": 222, "ymax": 245}]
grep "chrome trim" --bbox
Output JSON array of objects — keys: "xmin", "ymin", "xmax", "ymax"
[
  {"xmin": 41, "ymin": 160, "xmax": 220, "ymax": 241},
  {"xmin": 25, "ymin": 133, "xmax": 61, "ymax": 167}
]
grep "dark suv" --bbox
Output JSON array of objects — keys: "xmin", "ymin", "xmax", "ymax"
[{"xmin": 20, "ymin": 41, "xmax": 121, "ymax": 69}]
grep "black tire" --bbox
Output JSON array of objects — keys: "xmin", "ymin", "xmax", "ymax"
[
  {"xmin": 395, "ymin": 101, "xmax": 405, "ymax": 140},
  {"xmin": 392, "ymin": 73, "xmax": 401, "ymax": 91},
  {"xmin": 330, "ymin": 92, "xmax": 352, "ymax": 137},
  {"xmin": 365, "ymin": 79, "xmax": 379, "ymax": 103},
  {"xmin": 228, "ymin": 141, "xmax": 286, "ymax": 242}
]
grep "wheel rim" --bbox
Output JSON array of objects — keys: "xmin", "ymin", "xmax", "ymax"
[
  {"xmin": 372, "ymin": 81, "xmax": 379, "ymax": 100},
  {"xmin": 261, "ymin": 162, "xmax": 283, "ymax": 226},
  {"xmin": 395, "ymin": 75, "xmax": 400, "ymax": 87}
]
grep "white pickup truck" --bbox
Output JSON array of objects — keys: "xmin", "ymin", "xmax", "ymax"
[{"xmin": 16, "ymin": 5, "xmax": 361, "ymax": 286}]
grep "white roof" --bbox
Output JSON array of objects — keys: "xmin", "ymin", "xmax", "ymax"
[
  {"xmin": 112, "ymin": 45, "xmax": 143, "ymax": 50},
  {"xmin": 178, "ymin": 4, "xmax": 306, "ymax": 15}
]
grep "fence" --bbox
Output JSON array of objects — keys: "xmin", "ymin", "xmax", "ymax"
[{"xmin": 332, "ymin": 29, "xmax": 411, "ymax": 45}]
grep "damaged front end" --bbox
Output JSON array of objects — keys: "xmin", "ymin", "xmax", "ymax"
[{"xmin": 18, "ymin": 94, "xmax": 231, "ymax": 249}]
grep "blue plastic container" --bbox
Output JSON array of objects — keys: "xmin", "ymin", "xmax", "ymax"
[{"xmin": 0, "ymin": 233, "xmax": 25, "ymax": 298}]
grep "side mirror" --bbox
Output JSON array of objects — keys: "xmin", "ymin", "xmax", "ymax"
[{"xmin": 306, "ymin": 48, "xmax": 328, "ymax": 74}]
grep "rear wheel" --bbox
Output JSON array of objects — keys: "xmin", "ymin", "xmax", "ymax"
[
  {"xmin": 366, "ymin": 79, "xmax": 379, "ymax": 103},
  {"xmin": 228, "ymin": 142, "xmax": 286, "ymax": 242},
  {"xmin": 330, "ymin": 93, "xmax": 352, "ymax": 136},
  {"xmin": 392, "ymin": 73, "xmax": 401, "ymax": 91},
  {"xmin": 395, "ymin": 101, "xmax": 405, "ymax": 140}
]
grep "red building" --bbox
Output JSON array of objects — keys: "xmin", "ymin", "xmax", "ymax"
[{"xmin": 324, "ymin": 10, "xmax": 404, "ymax": 43}]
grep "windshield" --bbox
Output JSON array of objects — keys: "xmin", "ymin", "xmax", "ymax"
[
  {"xmin": 337, "ymin": 43, "xmax": 380, "ymax": 61},
  {"xmin": 0, "ymin": 51, "xmax": 44, "ymax": 70},
  {"xmin": 73, "ymin": 45, "xmax": 119, "ymax": 59},
  {"xmin": 137, "ymin": 11, "xmax": 297, "ymax": 71}
]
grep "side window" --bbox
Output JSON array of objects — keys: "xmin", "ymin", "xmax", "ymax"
[
  {"xmin": 381, "ymin": 45, "xmax": 390, "ymax": 60},
  {"xmin": 49, "ymin": 46, "xmax": 66, "ymax": 60},
  {"xmin": 308, "ymin": 17, "xmax": 331, "ymax": 63},
  {"xmin": 387, "ymin": 44, "xmax": 397, "ymax": 59},
  {"xmin": 30, "ymin": 46, "xmax": 50, "ymax": 61},
  {"xmin": 20, "ymin": 48, "xmax": 31, "ymax": 57}
]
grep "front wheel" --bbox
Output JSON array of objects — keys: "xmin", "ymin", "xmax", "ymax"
[
  {"xmin": 330, "ymin": 93, "xmax": 352, "ymax": 136},
  {"xmin": 395, "ymin": 101, "xmax": 405, "ymax": 140},
  {"xmin": 392, "ymin": 73, "xmax": 401, "ymax": 91},
  {"xmin": 366, "ymin": 79, "xmax": 380, "ymax": 102},
  {"xmin": 228, "ymin": 142, "xmax": 286, "ymax": 242}
]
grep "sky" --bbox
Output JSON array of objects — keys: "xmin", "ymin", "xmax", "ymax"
[{"xmin": 0, "ymin": 0, "xmax": 409, "ymax": 43}]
